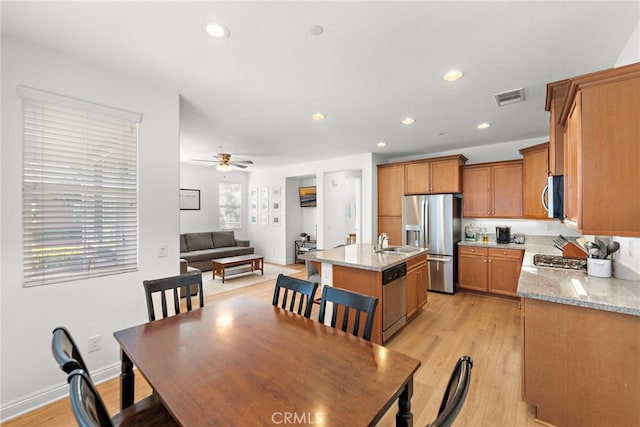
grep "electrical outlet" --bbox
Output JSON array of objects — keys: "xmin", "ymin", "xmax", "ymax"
[
  {"xmin": 88, "ymin": 335, "xmax": 101, "ymax": 353},
  {"xmin": 158, "ymin": 244, "xmax": 168, "ymax": 257}
]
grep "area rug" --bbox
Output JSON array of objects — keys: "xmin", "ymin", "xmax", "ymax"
[{"xmin": 201, "ymin": 263, "xmax": 298, "ymax": 297}]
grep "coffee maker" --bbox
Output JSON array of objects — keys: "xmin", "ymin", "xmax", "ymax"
[{"xmin": 496, "ymin": 226, "xmax": 511, "ymax": 244}]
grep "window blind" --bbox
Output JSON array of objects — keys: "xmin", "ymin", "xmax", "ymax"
[{"xmin": 18, "ymin": 86, "xmax": 141, "ymax": 286}]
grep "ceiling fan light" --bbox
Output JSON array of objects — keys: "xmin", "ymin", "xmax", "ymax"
[{"xmin": 216, "ymin": 163, "xmax": 232, "ymax": 172}]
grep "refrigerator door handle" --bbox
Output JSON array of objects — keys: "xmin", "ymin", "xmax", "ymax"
[
  {"xmin": 427, "ymin": 256, "xmax": 452, "ymax": 262},
  {"xmin": 422, "ymin": 199, "xmax": 428, "ymax": 249}
]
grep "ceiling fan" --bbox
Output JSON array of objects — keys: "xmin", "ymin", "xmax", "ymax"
[{"xmin": 192, "ymin": 152, "xmax": 254, "ymax": 171}]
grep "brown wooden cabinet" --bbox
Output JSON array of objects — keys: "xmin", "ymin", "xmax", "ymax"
[
  {"xmin": 487, "ymin": 248, "xmax": 523, "ymax": 297},
  {"xmin": 458, "ymin": 246, "xmax": 488, "ymax": 292},
  {"xmin": 406, "ymin": 255, "xmax": 427, "ymax": 319},
  {"xmin": 558, "ymin": 62, "xmax": 640, "ymax": 236},
  {"xmin": 404, "ymin": 155, "xmax": 467, "ymax": 195},
  {"xmin": 521, "ymin": 298, "xmax": 640, "ymax": 426},
  {"xmin": 377, "ymin": 164, "xmax": 404, "ymax": 245},
  {"xmin": 458, "ymin": 246, "xmax": 523, "ymax": 297},
  {"xmin": 462, "ymin": 160, "xmax": 523, "ymax": 218},
  {"xmin": 519, "ymin": 142, "xmax": 550, "ymax": 219},
  {"xmin": 545, "ymin": 80, "xmax": 569, "ymax": 176}
]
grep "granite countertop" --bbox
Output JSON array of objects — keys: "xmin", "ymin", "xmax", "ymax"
[
  {"xmin": 459, "ymin": 236, "xmax": 640, "ymax": 316},
  {"xmin": 299, "ymin": 244, "xmax": 428, "ymax": 272}
]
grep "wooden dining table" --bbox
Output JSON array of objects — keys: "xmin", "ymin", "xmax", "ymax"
[{"xmin": 114, "ymin": 295, "xmax": 421, "ymax": 426}]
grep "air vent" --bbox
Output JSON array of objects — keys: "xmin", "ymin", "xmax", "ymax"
[{"xmin": 494, "ymin": 88, "xmax": 525, "ymax": 106}]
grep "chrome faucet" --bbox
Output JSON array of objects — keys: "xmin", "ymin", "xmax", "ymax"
[{"xmin": 377, "ymin": 233, "xmax": 389, "ymax": 249}]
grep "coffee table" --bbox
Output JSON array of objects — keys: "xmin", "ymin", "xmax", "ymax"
[{"xmin": 212, "ymin": 254, "xmax": 264, "ymax": 283}]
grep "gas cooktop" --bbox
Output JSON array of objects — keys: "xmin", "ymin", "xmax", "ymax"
[{"xmin": 533, "ymin": 254, "xmax": 587, "ymax": 271}]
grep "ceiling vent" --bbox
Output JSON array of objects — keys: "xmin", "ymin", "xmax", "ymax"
[{"xmin": 494, "ymin": 88, "xmax": 525, "ymax": 106}]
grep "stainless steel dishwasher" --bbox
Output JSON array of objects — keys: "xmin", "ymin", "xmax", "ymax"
[{"xmin": 382, "ymin": 262, "xmax": 407, "ymax": 342}]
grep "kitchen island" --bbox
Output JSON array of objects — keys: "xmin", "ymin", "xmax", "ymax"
[
  {"xmin": 516, "ymin": 243, "xmax": 640, "ymax": 427},
  {"xmin": 300, "ymin": 244, "xmax": 429, "ymax": 344}
]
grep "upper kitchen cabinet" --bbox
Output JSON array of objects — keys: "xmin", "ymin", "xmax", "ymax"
[
  {"xmin": 377, "ymin": 163, "xmax": 404, "ymax": 245},
  {"xmin": 545, "ymin": 80, "xmax": 569, "ymax": 176},
  {"xmin": 462, "ymin": 160, "xmax": 523, "ymax": 218},
  {"xmin": 404, "ymin": 154, "xmax": 467, "ymax": 195},
  {"xmin": 520, "ymin": 142, "xmax": 550, "ymax": 219},
  {"xmin": 558, "ymin": 62, "xmax": 640, "ymax": 236}
]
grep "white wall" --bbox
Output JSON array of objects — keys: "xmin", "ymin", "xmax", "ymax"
[
  {"xmin": 179, "ymin": 163, "xmax": 248, "ymax": 240},
  {"xmin": 323, "ymin": 170, "xmax": 361, "ymax": 248},
  {"xmin": 1, "ymin": 37, "xmax": 180, "ymax": 420},
  {"xmin": 247, "ymin": 153, "xmax": 375, "ymax": 264}
]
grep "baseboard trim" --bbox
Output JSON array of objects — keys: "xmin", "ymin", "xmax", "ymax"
[{"xmin": 0, "ymin": 362, "xmax": 120, "ymax": 423}]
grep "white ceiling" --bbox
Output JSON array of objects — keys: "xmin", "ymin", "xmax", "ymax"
[{"xmin": 2, "ymin": 1, "xmax": 638, "ymax": 169}]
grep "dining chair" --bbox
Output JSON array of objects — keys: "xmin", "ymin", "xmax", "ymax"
[
  {"xmin": 67, "ymin": 369, "xmax": 177, "ymax": 427},
  {"xmin": 272, "ymin": 274, "xmax": 318, "ymax": 318},
  {"xmin": 426, "ymin": 355, "xmax": 474, "ymax": 427},
  {"xmin": 318, "ymin": 286, "xmax": 378, "ymax": 341},
  {"xmin": 51, "ymin": 326, "xmax": 89, "ymax": 375},
  {"xmin": 143, "ymin": 271, "xmax": 204, "ymax": 321}
]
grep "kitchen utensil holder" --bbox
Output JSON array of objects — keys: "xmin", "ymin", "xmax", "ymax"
[{"xmin": 587, "ymin": 258, "xmax": 612, "ymax": 278}]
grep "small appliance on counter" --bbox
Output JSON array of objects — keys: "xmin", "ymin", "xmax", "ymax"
[
  {"xmin": 464, "ymin": 225, "xmax": 477, "ymax": 241},
  {"xmin": 496, "ymin": 226, "xmax": 511, "ymax": 244},
  {"xmin": 513, "ymin": 233, "xmax": 525, "ymax": 244}
]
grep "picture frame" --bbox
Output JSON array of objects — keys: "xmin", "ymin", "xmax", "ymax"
[
  {"xmin": 271, "ymin": 200, "xmax": 281, "ymax": 213},
  {"xmin": 260, "ymin": 200, "xmax": 269, "ymax": 212},
  {"xmin": 250, "ymin": 214, "xmax": 258, "ymax": 225},
  {"xmin": 271, "ymin": 185, "xmax": 281, "ymax": 199},
  {"xmin": 250, "ymin": 187, "xmax": 258, "ymax": 200},
  {"xmin": 271, "ymin": 214, "xmax": 281, "ymax": 226},
  {"xmin": 260, "ymin": 187, "xmax": 269, "ymax": 201},
  {"xmin": 179, "ymin": 188, "xmax": 200, "ymax": 210},
  {"xmin": 261, "ymin": 213, "xmax": 269, "ymax": 226}
]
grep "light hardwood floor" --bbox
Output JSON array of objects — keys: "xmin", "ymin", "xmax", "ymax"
[{"xmin": 3, "ymin": 264, "xmax": 539, "ymax": 426}]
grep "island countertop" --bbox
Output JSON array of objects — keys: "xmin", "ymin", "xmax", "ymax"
[{"xmin": 299, "ymin": 244, "xmax": 428, "ymax": 271}]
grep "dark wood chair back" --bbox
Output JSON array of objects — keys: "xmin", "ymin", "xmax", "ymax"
[
  {"xmin": 427, "ymin": 355, "xmax": 474, "ymax": 427},
  {"xmin": 318, "ymin": 286, "xmax": 378, "ymax": 341},
  {"xmin": 68, "ymin": 369, "xmax": 114, "ymax": 427},
  {"xmin": 143, "ymin": 271, "xmax": 204, "ymax": 321},
  {"xmin": 272, "ymin": 274, "xmax": 318, "ymax": 318},
  {"xmin": 51, "ymin": 326, "xmax": 90, "ymax": 376}
]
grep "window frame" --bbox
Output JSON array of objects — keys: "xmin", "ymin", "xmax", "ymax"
[{"xmin": 19, "ymin": 86, "xmax": 141, "ymax": 287}]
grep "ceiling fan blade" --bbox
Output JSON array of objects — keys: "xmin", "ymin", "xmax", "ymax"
[
  {"xmin": 192, "ymin": 159, "xmax": 217, "ymax": 163},
  {"xmin": 233, "ymin": 160, "xmax": 254, "ymax": 165},
  {"xmin": 233, "ymin": 163, "xmax": 249, "ymax": 169}
]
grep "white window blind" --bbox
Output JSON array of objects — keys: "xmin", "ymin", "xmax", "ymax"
[
  {"xmin": 19, "ymin": 86, "xmax": 141, "ymax": 287},
  {"xmin": 219, "ymin": 183, "xmax": 241, "ymax": 229}
]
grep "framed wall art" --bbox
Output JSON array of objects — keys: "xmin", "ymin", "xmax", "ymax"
[{"xmin": 180, "ymin": 189, "xmax": 200, "ymax": 210}]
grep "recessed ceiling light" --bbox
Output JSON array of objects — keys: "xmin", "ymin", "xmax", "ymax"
[
  {"xmin": 477, "ymin": 122, "xmax": 491, "ymax": 129},
  {"xmin": 310, "ymin": 25, "xmax": 324, "ymax": 36},
  {"xmin": 312, "ymin": 113, "xmax": 326, "ymax": 121},
  {"xmin": 442, "ymin": 70, "xmax": 464, "ymax": 82},
  {"xmin": 205, "ymin": 23, "xmax": 230, "ymax": 39},
  {"xmin": 401, "ymin": 117, "xmax": 415, "ymax": 125},
  {"xmin": 377, "ymin": 142, "xmax": 387, "ymax": 147}
]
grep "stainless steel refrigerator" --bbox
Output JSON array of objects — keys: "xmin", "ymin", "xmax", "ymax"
[{"xmin": 402, "ymin": 194, "xmax": 462, "ymax": 294}]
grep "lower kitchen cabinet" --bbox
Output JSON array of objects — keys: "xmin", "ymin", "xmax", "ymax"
[
  {"xmin": 406, "ymin": 255, "xmax": 427, "ymax": 319},
  {"xmin": 521, "ymin": 298, "xmax": 640, "ymax": 426},
  {"xmin": 458, "ymin": 246, "xmax": 523, "ymax": 297}
]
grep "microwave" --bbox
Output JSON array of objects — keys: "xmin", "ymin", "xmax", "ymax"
[{"xmin": 544, "ymin": 175, "xmax": 564, "ymax": 219}]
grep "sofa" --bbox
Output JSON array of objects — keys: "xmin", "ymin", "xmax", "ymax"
[{"xmin": 180, "ymin": 231, "xmax": 254, "ymax": 271}]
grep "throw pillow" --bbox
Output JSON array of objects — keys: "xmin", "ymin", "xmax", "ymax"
[
  {"xmin": 186, "ymin": 232, "xmax": 214, "ymax": 251},
  {"xmin": 212, "ymin": 231, "xmax": 236, "ymax": 248}
]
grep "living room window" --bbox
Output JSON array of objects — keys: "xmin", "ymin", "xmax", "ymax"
[
  {"xmin": 219, "ymin": 183, "xmax": 241, "ymax": 229},
  {"xmin": 19, "ymin": 86, "xmax": 141, "ymax": 287}
]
